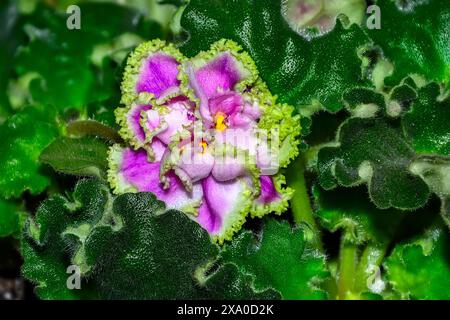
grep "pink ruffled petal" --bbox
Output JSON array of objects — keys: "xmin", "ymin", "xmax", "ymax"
[
  {"xmin": 151, "ymin": 138, "xmax": 166, "ymax": 162},
  {"xmin": 211, "ymin": 155, "xmax": 247, "ymax": 182},
  {"xmin": 114, "ymin": 147, "xmax": 202, "ymax": 211},
  {"xmin": 208, "ymin": 92, "xmax": 243, "ymax": 117},
  {"xmin": 242, "ymin": 100, "xmax": 262, "ymax": 120},
  {"xmin": 116, "ymin": 104, "xmax": 153, "ymax": 145},
  {"xmin": 122, "ymin": 40, "xmax": 185, "ymax": 105},
  {"xmin": 185, "ymin": 42, "xmax": 257, "ymax": 126},
  {"xmin": 257, "ymin": 175, "xmax": 281, "ymax": 204},
  {"xmin": 136, "ymin": 53, "xmax": 181, "ymax": 99},
  {"xmin": 197, "ymin": 176, "xmax": 250, "ymax": 241},
  {"xmin": 142, "ymin": 100, "xmax": 194, "ymax": 145},
  {"xmin": 214, "ymin": 129, "xmax": 258, "ymax": 154},
  {"xmin": 194, "ymin": 53, "xmax": 242, "ymax": 99},
  {"xmin": 146, "ymin": 109, "xmax": 161, "ymax": 129},
  {"xmin": 178, "ymin": 143, "xmax": 215, "ymax": 182},
  {"xmin": 257, "ymin": 141, "xmax": 279, "ymax": 175},
  {"xmin": 228, "ymin": 112, "xmax": 256, "ymax": 130}
]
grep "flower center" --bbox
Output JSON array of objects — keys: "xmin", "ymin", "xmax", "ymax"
[{"xmin": 214, "ymin": 112, "xmax": 227, "ymax": 131}]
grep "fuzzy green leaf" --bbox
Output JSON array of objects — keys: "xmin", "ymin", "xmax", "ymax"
[
  {"xmin": 313, "ymin": 186, "xmax": 406, "ymax": 244},
  {"xmin": 317, "ymin": 117, "xmax": 430, "ymax": 210},
  {"xmin": 180, "ymin": 0, "xmax": 371, "ymax": 111},
  {"xmin": 342, "ymin": 77, "xmax": 418, "ymax": 118},
  {"xmin": 365, "ymin": 0, "xmax": 450, "ymax": 86},
  {"xmin": 385, "ymin": 225, "xmax": 450, "ymax": 299},
  {"xmin": 403, "ymin": 83, "xmax": 450, "ymax": 156},
  {"xmin": 39, "ymin": 137, "xmax": 110, "ymax": 179},
  {"xmin": 0, "ymin": 106, "xmax": 58, "ymax": 198},
  {"xmin": 22, "ymin": 179, "xmax": 280, "ymax": 299},
  {"xmin": 402, "ymin": 83, "xmax": 450, "ymax": 222},
  {"xmin": 221, "ymin": 219, "xmax": 329, "ymax": 299},
  {"xmin": 66, "ymin": 120, "xmax": 123, "ymax": 143}
]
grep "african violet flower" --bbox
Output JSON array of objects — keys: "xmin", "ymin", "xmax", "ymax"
[{"xmin": 108, "ymin": 39, "xmax": 300, "ymax": 243}]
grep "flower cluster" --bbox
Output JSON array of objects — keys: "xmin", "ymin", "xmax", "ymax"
[{"xmin": 108, "ymin": 39, "xmax": 300, "ymax": 242}]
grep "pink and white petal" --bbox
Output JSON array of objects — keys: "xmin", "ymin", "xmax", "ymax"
[
  {"xmin": 251, "ymin": 174, "xmax": 293, "ymax": 218},
  {"xmin": 115, "ymin": 103, "xmax": 153, "ymax": 148},
  {"xmin": 258, "ymin": 175, "xmax": 282, "ymax": 204},
  {"xmin": 188, "ymin": 42, "xmax": 257, "ymax": 99},
  {"xmin": 142, "ymin": 101, "xmax": 194, "ymax": 145},
  {"xmin": 208, "ymin": 92, "xmax": 243, "ymax": 116},
  {"xmin": 181, "ymin": 40, "xmax": 259, "ymax": 124},
  {"xmin": 107, "ymin": 145, "xmax": 202, "ymax": 212},
  {"xmin": 242, "ymin": 100, "xmax": 262, "ymax": 121},
  {"xmin": 214, "ymin": 129, "xmax": 258, "ymax": 155},
  {"xmin": 211, "ymin": 155, "xmax": 247, "ymax": 182},
  {"xmin": 227, "ymin": 112, "xmax": 256, "ymax": 130},
  {"xmin": 150, "ymin": 138, "xmax": 166, "ymax": 162},
  {"xmin": 121, "ymin": 40, "xmax": 185, "ymax": 105},
  {"xmin": 178, "ymin": 143, "xmax": 215, "ymax": 182},
  {"xmin": 196, "ymin": 176, "xmax": 253, "ymax": 243}
]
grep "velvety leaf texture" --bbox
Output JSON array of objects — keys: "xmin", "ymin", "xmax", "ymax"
[
  {"xmin": 385, "ymin": 225, "xmax": 450, "ymax": 299},
  {"xmin": 22, "ymin": 179, "xmax": 280, "ymax": 300},
  {"xmin": 221, "ymin": 219, "xmax": 329, "ymax": 299},
  {"xmin": 0, "ymin": 106, "xmax": 58, "ymax": 198},
  {"xmin": 39, "ymin": 137, "xmax": 110, "ymax": 179},
  {"xmin": 366, "ymin": 0, "xmax": 450, "ymax": 86},
  {"xmin": 317, "ymin": 117, "xmax": 430, "ymax": 210},
  {"xmin": 313, "ymin": 186, "xmax": 406, "ymax": 244},
  {"xmin": 403, "ymin": 83, "xmax": 450, "ymax": 156},
  {"xmin": 181, "ymin": 0, "xmax": 372, "ymax": 111}
]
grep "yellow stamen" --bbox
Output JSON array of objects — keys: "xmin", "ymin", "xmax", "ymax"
[
  {"xmin": 215, "ymin": 112, "xmax": 227, "ymax": 132},
  {"xmin": 199, "ymin": 141, "xmax": 208, "ymax": 154}
]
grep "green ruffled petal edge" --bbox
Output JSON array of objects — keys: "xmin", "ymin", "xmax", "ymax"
[
  {"xmin": 212, "ymin": 180, "xmax": 254, "ymax": 245},
  {"xmin": 107, "ymin": 144, "xmax": 138, "ymax": 195},
  {"xmin": 251, "ymin": 173, "xmax": 293, "ymax": 219},
  {"xmin": 115, "ymin": 103, "xmax": 151, "ymax": 150},
  {"xmin": 257, "ymin": 94, "xmax": 302, "ymax": 168},
  {"xmin": 121, "ymin": 39, "xmax": 186, "ymax": 106}
]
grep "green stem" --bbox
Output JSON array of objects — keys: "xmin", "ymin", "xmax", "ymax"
[
  {"xmin": 337, "ymin": 237, "xmax": 358, "ymax": 300},
  {"xmin": 353, "ymin": 242, "xmax": 388, "ymax": 294},
  {"xmin": 287, "ymin": 156, "xmax": 323, "ymax": 253}
]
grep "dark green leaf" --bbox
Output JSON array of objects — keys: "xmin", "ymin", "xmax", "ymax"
[
  {"xmin": 0, "ymin": 198, "xmax": 25, "ymax": 238},
  {"xmin": 181, "ymin": 0, "xmax": 372, "ymax": 111},
  {"xmin": 385, "ymin": 225, "xmax": 450, "ymax": 299},
  {"xmin": 221, "ymin": 219, "xmax": 329, "ymax": 299},
  {"xmin": 365, "ymin": 0, "xmax": 450, "ymax": 86},
  {"xmin": 39, "ymin": 137, "xmax": 110, "ymax": 179},
  {"xmin": 22, "ymin": 179, "xmax": 279, "ymax": 299},
  {"xmin": 0, "ymin": 0, "xmax": 26, "ymax": 118},
  {"xmin": 313, "ymin": 186, "xmax": 406, "ymax": 244},
  {"xmin": 403, "ymin": 83, "xmax": 450, "ymax": 156},
  {"xmin": 342, "ymin": 77, "xmax": 419, "ymax": 118},
  {"xmin": 317, "ymin": 117, "xmax": 430, "ymax": 210}
]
